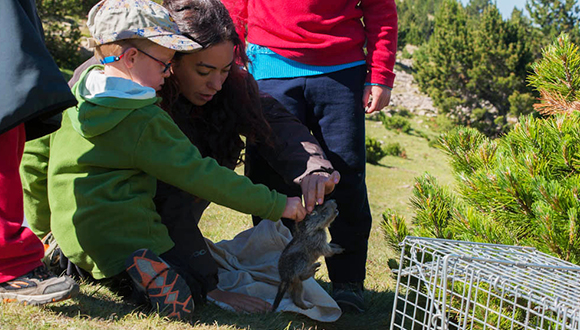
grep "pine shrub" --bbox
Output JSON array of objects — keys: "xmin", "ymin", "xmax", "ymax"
[
  {"xmin": 382, "ymin": 34, "xmax": 580, "ymax": 265},
  {"xmin": 384, "ymin": 142, "xmax": 405, "ymax": 158},
  {"xmin": 365, "ymin": 137, "xmax": 388, "ymax": 165},
  {"xmin": 414, "ymin": 0, "xmax": 536, "ymax": 137},
  {"xmin": 380, "ymin": 114, "xmax": 413, "ymax": 134}
]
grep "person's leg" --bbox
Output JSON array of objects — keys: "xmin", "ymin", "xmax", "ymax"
[
  {"xmin": 156, "ymin": 187, "xmax": 218, "ymax": 303},
  {"xmin": 154, "ymin": 181, "xmax": 219, "ymax": 302},
  {"xmin": 304, "ymin": 66, "xmax": 370, "ymax": 312},
  {"xmin": 124, "ymin": 183, "xmax": 220, "ymax": 320},
  {"xmin": 125, "ymin": 248, "xmax": 194, "ymax": 320},
  {"xmin": 0, "ymin": 124, "xmax": 44, "ymax": 281},
  {"xmin": 0, "ymin": 124, "xmax": 78, "ymax": 305},
  {"xmin": 20, "ymin": 134, "xmax": 52, "ymax": 239},
  {"xmin": 303, "ymin": 66, "xmax": 371, "ymax": 287}
]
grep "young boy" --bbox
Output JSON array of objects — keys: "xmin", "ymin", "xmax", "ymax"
[{"xmin": 45, "ymin": 0, "xmax": 306, "ymax": 319}]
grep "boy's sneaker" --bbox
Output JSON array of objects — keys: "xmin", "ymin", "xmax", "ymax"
[
  {"xmin": 332, "ymin": 282, "xmax": 366, "ymax": 313},
  {"xmin": 125, "ymin": 249, "xmax": 193, "ymax": 320},
  {"xmin": 41, "ymin": 233, "xmax": 89, "ymax": 280},
  {"xmin": 0, "ymin": 265, "xmax": 79, "ymax": 305},
  {"xmin": 42, "ymin": 232, "xmax": 63, "ymax": 274}
]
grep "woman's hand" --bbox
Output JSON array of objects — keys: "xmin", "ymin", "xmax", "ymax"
[
  {"xmin": 300, "ymin": 171, "xmax": 341, "ymax": 212},
  {"xmin": 207, "ymin": 289, "xmax": 272, "ymax": 313},
  {"xmin": 282, "ymin": 196, "xmax": 307, "ymax": 222}
]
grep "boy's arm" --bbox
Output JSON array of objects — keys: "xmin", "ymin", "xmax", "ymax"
[
  {"xmin": 20, "ymin": 134, "xmax": 52, "ymax": 239},
  {"xmin": 361, "ymin": 0, "xmax": 398, "ymax": 88},
  {"xmin": 134, "ymin": 112, "xmax": 287, "ymax": 221}
]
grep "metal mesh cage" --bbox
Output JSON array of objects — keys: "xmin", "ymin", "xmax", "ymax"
[{"xmin": 390, "ymin": 237, "xmax": 580, "ymax": 330}]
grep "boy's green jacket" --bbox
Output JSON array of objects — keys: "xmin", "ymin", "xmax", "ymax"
[{"xmin": 46, "ymin": 66, "xmax": 286, "ymax": 279}]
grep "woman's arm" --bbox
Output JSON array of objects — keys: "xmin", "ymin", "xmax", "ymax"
[{"xmin": 252, "ymin": 94, "xmax": 340, "ymax": 212}]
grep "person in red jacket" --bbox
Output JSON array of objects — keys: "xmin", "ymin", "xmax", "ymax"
[
  {"xmin": 222, "ymin": 0, "xmax": 398, "ymax": 313},
  {"xmin": 0, "ymin": 0, "xmax": 79, "ymax": 305}
]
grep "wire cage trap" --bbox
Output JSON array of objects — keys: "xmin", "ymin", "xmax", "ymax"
[{"xmin": 390, "ymin": 237, "xmax": 580, "ymax": 330}]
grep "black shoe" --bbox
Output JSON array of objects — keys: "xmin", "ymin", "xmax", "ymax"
[
  {"xmin": 0, "ymin": 265, "xmax": 79, "ymax": 305},
  {"xmin": 332, "ymin": 282, "xmax": 366, "ymax": 313}
]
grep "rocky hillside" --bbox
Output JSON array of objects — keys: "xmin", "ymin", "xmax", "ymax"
[{"xmin": 389, "ymin": 51, "xmax": 437, "ymax": 117}]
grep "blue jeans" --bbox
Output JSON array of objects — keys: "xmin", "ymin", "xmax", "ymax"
[{"xmin": 247, "ymin": 65, "xmax": 372, "ymax": 284}]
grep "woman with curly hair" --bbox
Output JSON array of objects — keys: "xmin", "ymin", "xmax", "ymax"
[
  {"xmin": 155, "ymin": 0, "xmax": 340, "ymax": 311},
  {"xmin": 21, "ymin": 0, "xmax": 339, "ymax": 314}
]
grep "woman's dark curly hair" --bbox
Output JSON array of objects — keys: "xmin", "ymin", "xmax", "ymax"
[{"xmin": 160, "ymin": 0, "xmax": 271, "ymax": 168}]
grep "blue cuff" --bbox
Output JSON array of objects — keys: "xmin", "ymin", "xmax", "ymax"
[{"xmin": 364, "ymin": 82, "xmax": 393, "ymax": 90}]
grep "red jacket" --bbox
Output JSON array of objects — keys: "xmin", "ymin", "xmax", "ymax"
[{"xmin": 223, "ymin": 0, "xmax": 398, "ymax": 87}]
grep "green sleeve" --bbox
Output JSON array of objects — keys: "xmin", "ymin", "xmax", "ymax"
[
  {"xmin": 133, "ymin": 112, "xmax": 287, "ymax": 220},
  {"xmin": 20, "ymin": 134, "xmax": 52, "ymax": 239}
]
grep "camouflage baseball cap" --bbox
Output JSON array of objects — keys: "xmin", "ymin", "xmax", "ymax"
[{"xmin": 87, "ymin": 0, "xmax": 201, "ymax": 52}]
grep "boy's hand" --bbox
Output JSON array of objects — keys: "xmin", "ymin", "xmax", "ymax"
[
  {"xmin": 363, "ymin": 85, "xmax": 392, "ymax": 114},
  {"xmin": 300, "ymin": 171, "xmax": 341, "ymax": 212},
  {"xmin": 282, "ymin": 196, "xmax": 307, "ymax": 222}
]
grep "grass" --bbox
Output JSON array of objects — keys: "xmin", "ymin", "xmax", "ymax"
[{"xmin": 1, "ymin": 117, "xmax": 454, "ymax": 330}]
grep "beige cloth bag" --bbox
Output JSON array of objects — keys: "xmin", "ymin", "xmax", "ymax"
[{"xmin": 207, "ymin": 220, "xmax": 342, "ymax": 322}]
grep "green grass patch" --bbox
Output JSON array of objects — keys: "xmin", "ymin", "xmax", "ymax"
[{"xmin": 2, "ymin": 118, "xmax": 454, "ymax": 329}]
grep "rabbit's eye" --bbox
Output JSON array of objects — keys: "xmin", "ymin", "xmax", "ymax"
[{"xmin": 311, "ymin": 211, "xmax": 318, "ymax": 216}]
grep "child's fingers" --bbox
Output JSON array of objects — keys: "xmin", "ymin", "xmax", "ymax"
[
  {"xmin": 362, "ymin": 86, "xmax": 372, "ymax": 110},
  {"xmin": 296, "ymin": 203, "xmax": 307, "ymax": 222}
]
